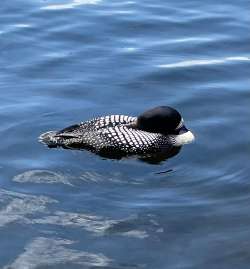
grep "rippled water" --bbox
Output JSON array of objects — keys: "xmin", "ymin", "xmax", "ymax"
[{"xmin": 1, "ymin": 0, "xmax": 250, "ymax": 268}]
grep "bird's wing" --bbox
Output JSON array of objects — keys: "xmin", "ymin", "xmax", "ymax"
[
  {"xmin": 99, "ymin": 125, "xmax": 162, "ymax": 153},
  {"xmin": 79, "ymin": 115, "xmax": 137, "ymax": 130},
  {"xmin": 55, "ymin": 115, "xmax": 137, "ymax": 138}
]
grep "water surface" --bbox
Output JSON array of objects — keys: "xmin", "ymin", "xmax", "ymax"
[{"xmin": 1, "ymin": 0, "xmax": 250, "ymax": 268}]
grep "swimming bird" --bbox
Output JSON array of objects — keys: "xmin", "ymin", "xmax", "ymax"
[{"xmin": 39, "ymin": 106, "xmax": 194, "ymax": 157}]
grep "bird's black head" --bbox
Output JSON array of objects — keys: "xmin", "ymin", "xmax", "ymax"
[{"xmin": 136, "ymin": 106, "xmax": 184, "ymax": 135}]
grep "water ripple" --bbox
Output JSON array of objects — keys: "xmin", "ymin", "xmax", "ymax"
[
  {"xmin": 33, "ymin": 211, "xmax": 117, "ymax": 235},
  {"xmin": 41, "ymin": 0, "xmax": 102, "ymax": 10},
  {"xmin": 0, "ymin": 189, "xmax": 56, "ymax": 228},
  {"xmin": 13, "ymin": 169, "xmax": 73, "ymax": 186},
  {"xmin": 33, "ymin": 211, "xmax": 162, "ymax": 239},
  {"xmin": 4, "ymin": 237, "xmax": 111, "ymax": 269},
  {"xmin": 157, "ymin": 56, "xmax": 250, "ymax": 68}
]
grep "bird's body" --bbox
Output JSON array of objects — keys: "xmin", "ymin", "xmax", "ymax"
[{"xmin": 39, "ymin": 106, "xmax": 194, "ymax": 157}]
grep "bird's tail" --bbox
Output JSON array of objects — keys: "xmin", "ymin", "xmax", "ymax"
[
  {"xmin": 38, "ymin": 128, "xmax": 73, "ymax": 148},
  {"xmin": 39, "ymin": 131, "xmax": 62, "ymax": 148},
  {"xmin": 39, "ymin": 130, "xmax": 84, "ymax": 148}
]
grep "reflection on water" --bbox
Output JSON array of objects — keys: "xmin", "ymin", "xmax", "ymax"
[
  {"xmin": 157, "ymin": 55, "xmax": 250, "ymax": 68},
  {"xmin": 137, "ymin": 146, "xmax": 181, "ymax": 164},
  {"xmin": 41, "ymin": 0, "xmax": 102, "ymax": 10},
  {"xmin": 4, "ymin": 237, "xmax": 111, "ymax": 269},
  {"xmin": 34, "ymin": 211, "xmax": 117, "ymax": 235},
  {"xmin": 0, "ymin": 189, "xmax": 56, "ymax": 228},
  {"xmin": 34, "ymin": 212, "xmax": 164, "ymax": 239},
  {"xmin": 0, "ymin": 188, "xmax": 163, "ymax": 239},
  {"xmin": 13, "ymin": 169, "xmax": 73, "ymax": 185},
  {"xmin": 41, "ymin": 140, "xmax": 182, "ymax": 164}
]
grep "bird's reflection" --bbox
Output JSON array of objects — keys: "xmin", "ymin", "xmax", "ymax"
[
  {"xmin": 47, "ymin": 143, "xmax": 182, "ymax": 164},
  {"xmin": 137, "ymin": 146, "xmax": 182, "ymax": 164}
]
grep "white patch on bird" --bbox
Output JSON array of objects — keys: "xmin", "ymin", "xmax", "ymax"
[
  {"xmin": 123, "ymin": 133, "xmax": 131, "ymax": 142},
  {"xmin": 115, "ymin": 115, "xmax": 119, "ymax": 122},
  {"xmin": 134, "ymin": 134, "xmax": 143, "ymax": 145},
  {"xmin": 171, "ymin": 131, "xmax": 195, "ymax": 146},
  {"xmin": 175, "ymin": 118, "xmax": 184, "ymax": 130},
  {"xmin": 137, "ymin": 132, "xmax": 150, "ymax": 145}
]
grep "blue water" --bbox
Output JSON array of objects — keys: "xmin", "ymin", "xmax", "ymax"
[{"xmin": 1, "ymin": 0, "xmax": 250, "ymax": 268}]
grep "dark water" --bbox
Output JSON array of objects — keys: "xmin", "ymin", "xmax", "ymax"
[{"xmin": 1, "ymin": 0, "xmax": 250, "ymax": 268}]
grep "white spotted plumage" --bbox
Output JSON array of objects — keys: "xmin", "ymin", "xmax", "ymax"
[{"xmin": 39, "ymin": 114, "xmax": 188, "ymax": 154}]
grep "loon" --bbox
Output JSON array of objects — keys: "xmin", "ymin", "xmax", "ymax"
[{"xmin": 39, "ymin": 106, "xmax": 194, "ymax": 156}]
